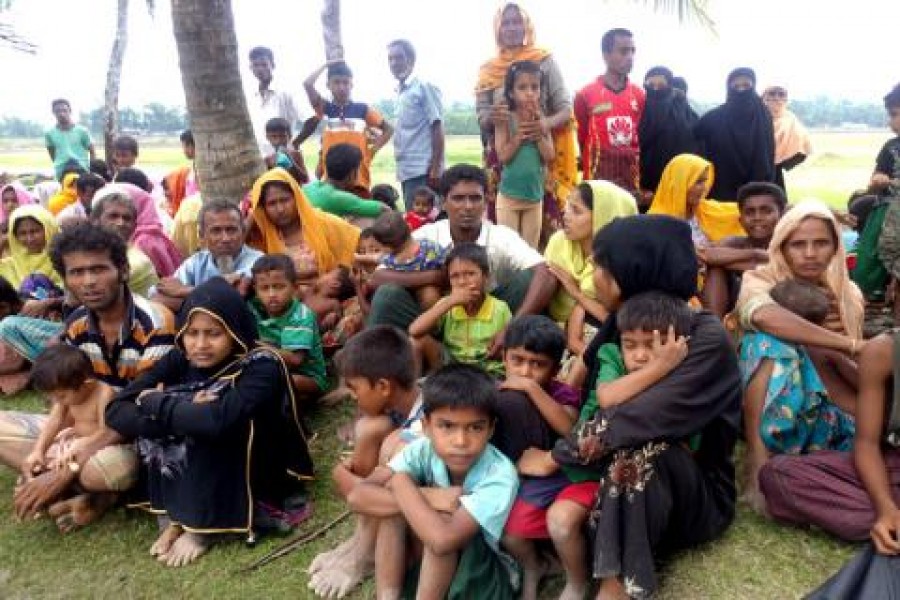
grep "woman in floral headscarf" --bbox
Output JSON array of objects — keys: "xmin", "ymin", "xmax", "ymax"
[{"xmin": 474, "ymin": 2, "xmax": 576, "ymax": 241}]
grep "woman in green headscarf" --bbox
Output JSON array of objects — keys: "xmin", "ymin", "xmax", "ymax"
[{"xmin": 544, "ymin": 181, "xmax": 638, "ymax": 324}]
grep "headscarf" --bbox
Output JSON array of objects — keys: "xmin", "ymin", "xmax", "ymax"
[
  {"xmin": 249, "ymin": 168, "xmax": 359, "ymax": 275},
  {"xmin": 0, "ymin": 205, "xmax": 62, "ymax": 289},
  {"xmin": 648, "ymin": 154, "xmax": 745, "ymax": 243},
  {"xmin": 176, "ymin": 277, "xmax": 258, "ymax": 363},
  {"xmin": 474, "ymin": 2, "xmax": 577, "ymax": 212},
  {"xmin": 764, "ymin": 86, "xmax": 813, "ymax": 165},
  {"xmin": 171, "ymin": 193, "xmax": 203, "ymax": 258},
  {"xmin": 545, "ymin": 181, "xmax": 638, "ymax": 322},
  {"xmin": 736, "ymin": 199, "xmax": 864, "ymax": 339},
  {"xmin": 581, "ymin": 214, "xmax": 699, "ymax": 404},
  {"xmin": 638, "ymin": 66, "xmax": 700, "ymax": 192},
  {"xmin": 47, "ymin": 173, "xmax": 79, "ymax": 216},
  {"xmin": 114, "ymin": 182, "xmax": 183, "ymax": 277},
  {"xmin": 164, "ymin": 166, "xmax": 191, "ymax": 217},
  {"xmin": 474, "ymin": 3, "xmax": 551, "ymax": 94},
  {"xmin": 694, "ymin": 67, "xmax": 775, "ymax": 201},
  {"xmin": 0, "ymin": 182, "xmax": 37, "ymax": 223}
]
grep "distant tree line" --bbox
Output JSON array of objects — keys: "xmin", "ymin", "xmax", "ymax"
[{"xmin": 0, "ymin": 97, "xmax": 892, "ymax": 139}]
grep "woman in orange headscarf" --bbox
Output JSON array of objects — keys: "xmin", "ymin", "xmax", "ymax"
[
  {"xmin": 474, "ymin": 3, "xmax": 577, "ymax": 240},
  {"xmin": 248, "ymin": 168, "xmax": 359, "ymax": 294}
]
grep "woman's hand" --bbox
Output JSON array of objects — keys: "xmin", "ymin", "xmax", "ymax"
[
  {"xmin": 871, "ymin": 509, "xmax": 900, "ymax": 555},
  {"xmin": 650, "ymin": 326, "xmax": 690, "ymax": 372},
  {"xmin": 548, "ymin": 263, "xmax": 581, "ymax": 298}
]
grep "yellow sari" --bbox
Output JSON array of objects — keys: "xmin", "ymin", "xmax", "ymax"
[
  {"xmin": 0, "ymin": 205, "xmax": 62, "ymax": 288},
  {"xmin": 48, "ymin": 173, "xmax": 79, "ymax": 216},
  {"xmin": 248, "ymin": 168, "xmax": 359, "ymax": 275},
  {"xmin": 649, "ymin": 154, "xmax": 745, "ymax": 243}
]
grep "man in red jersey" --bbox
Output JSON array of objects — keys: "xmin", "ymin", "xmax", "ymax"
[{"xmin": 574, "ymin": 28, "xmax": 646, "ymax": 205}]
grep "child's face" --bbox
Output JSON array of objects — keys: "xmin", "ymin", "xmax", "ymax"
[
  {"xmin": 447, "ymin": 258, "xmax": 487, "ymax": 296},
  {"xmin": 266, "ymin": 130, "xmax": 290, "ymax": 149},
  {"xmin": 345, "ymin": 376, "xmax": 390, "ymax": 417},
  {"xmin": 14, "ymin": 217, "xmax": 46, "ymax": 254},
  {"xmin": 511, "ymin": 72, "xmax": 541, "ymax": 113},
  {"xmin": 423, "ymin": 406, "xmax": 494, "ymax": 481},
  {"xmin": 181, "ymin": 312, "xmax": 235, "ymax": 369},
  {"xmin": 889, "ymin": 107, "xmax": 900, "ymax": 135},
  {"xmin": 52, "ymin": 103, "xmax": 72, "ymax": 126},
  {"xmin": 740, "ymin": 194, "xmax": 782, "ymax": 243},
  {"xmin": 47, "ymin": 386, "xmax": 87, "ymax": 408},
  {"xmin": 254, "ymin": 269, "xmax": 296, "ymax": 318},
  {"xmin": 77, "ymin": 186, "xmax": 98, "ymax": 209},
  {"xmin": 327, "ymin": 74, "xmax": 353, "ymax": 104},
  {"xmin": 358, "ymin": 236, "xmax": 387, "ymax": 256},
  {"xmin": 412, "ymin": 194, "xmax": 433, "ymax": 217},
  {"xmin": 2, "ymin": 189, "xmax": 18, "ymax": 218},
  {"xmin": 113, "ymin": 149, "xmax": 137, "ymax": 170},
  {"xmin": 620, "ymin": 329, "xmax": 657, "ymax": 373},
  {"xmin": 182, "ymin": 141, "xmax": 196, "ymax": 161},
  {"xmin": 503, "ymin": 347, "xmax": 556, "ymax": 387}
]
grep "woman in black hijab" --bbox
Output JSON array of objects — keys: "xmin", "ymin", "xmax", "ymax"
[
  {"xmin": 638, "ymin": 66, "xmax": 699, "ymax": 199},
  {"xmin": 105, "ymin": 277, "xmax": 313, "ymax": 567},
  {"xmin": 695, "ymin": 67, "xmax": 776, "ymax": 201},
  {"xmin": 552, "ymin": 215, "xmax": 741, "ymax": 598}
]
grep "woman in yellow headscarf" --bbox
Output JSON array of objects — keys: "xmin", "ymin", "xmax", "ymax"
[
  {"xmin": 47, "ymin": 172, "xmax": 79, "ymax": 216},
  {"xmin": 649, "ymin": 153, "xmax": 745, "ymax": 246},
  {"xmin": 475, "ymin": 2, "xmax": 577, "ymax": 236},
  {"xmin": 0, "ymin": 205, "xmax": 61, "ymax": 290},
  {"xmin": 248, "ymin": 168, "xmax": 359, "ymax": 293},
  {"xmin": 544, "ymin": 181, "xmax": 638, "ymax": 323}
]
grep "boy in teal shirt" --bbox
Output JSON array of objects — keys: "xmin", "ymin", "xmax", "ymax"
[
  {"xmin": 45, "ymin": 99, "xmax": 95, "ymax": 181},
  {"xmin": 248, "ymin": 254, "xmax": 327, "ymax": 399}
]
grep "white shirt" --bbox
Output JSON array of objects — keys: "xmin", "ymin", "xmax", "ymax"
[
  {"xmin": 412, "ymin": 219, "xmax": 545, "ymax": 291},
  {"xmin": 248, "ymin": 79, "xmax": 306, "ymax": 155}
]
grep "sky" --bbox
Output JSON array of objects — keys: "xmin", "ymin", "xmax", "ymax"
[{"xmin": 2, "ymin": 0, "xmax": 899, "ymax": 125}]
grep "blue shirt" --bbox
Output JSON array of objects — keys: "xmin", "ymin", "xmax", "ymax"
[
  {"xmin": 388, "ymin": 436, "xmax": 518, "ymax": 548},
  {"xmin": 393, "ymin": 75, "xmax": 443, "ymax": 182},
  {"xmin": 174, "ymin": 246, "xmax": 263, "ymax": 287}
]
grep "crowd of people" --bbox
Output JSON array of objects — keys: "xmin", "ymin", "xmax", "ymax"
[{"xmin": 0, "ymin": 2, "xmax": 899, "ymax": 598}]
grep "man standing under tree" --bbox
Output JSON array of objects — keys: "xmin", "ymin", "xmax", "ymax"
[
  {"xmin": 574, "ymin": 28, "xmax": 645, "ymax": 205},
  {"xmin": 247, "ymin": 46, "xmax": 312, "ymax": 157},
  {"xmin": 387, "ymin": 39, "xmax": 445, "ymax": 209}
]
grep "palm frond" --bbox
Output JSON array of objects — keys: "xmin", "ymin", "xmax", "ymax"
[
  {"xmin": 0, "ymin": 22, "xmax": 36, "ymax": 53},
  {"xmin": 642, "ymin": 0, "xmax": 716, "ymax": 31}
]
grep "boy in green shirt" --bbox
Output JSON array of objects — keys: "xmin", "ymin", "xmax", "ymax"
[
  {"xmin": 248, "ymin": 254, "xmax": 327, "ymax": 399},
  {"xmin": 45, "ymin": 99, "xmax": 95, "ymax": 181}
]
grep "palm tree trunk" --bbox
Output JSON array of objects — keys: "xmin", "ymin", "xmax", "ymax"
[
  {"xmin": 170, "ymin": 0, "xmax": 263, "ymax": 204},
  {"xmin": 103, "ymin": 0, "xmax": 129, "ymax": 167},
  {"xmin": 321, "ymin": 0, "xmax": 343, "ymax": 60}
]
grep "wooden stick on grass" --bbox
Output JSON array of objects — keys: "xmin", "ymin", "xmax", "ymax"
[{"xmin": 240, "ymin": 510, "xmax": 351, "ymax": 573}]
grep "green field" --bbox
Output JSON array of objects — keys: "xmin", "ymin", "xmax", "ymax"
[
  {"xmin": 0, "ymin": 131, "xmax": 884, "ymax": 598},
  {"xmin": 0, "ymin": 131, "xmax": 891, "ymax": 209}
]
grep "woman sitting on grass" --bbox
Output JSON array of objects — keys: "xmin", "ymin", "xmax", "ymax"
[{"xmin": 104, "ymin": 278, "xmax": 313, "ymax": 567}]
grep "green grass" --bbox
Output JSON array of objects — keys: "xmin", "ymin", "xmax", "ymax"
[
  {"xmin": 0, "ymin": 131, "xmax": 889, "ymax": 211},
  {"xmin": 0, "ymin": 388, "xmax": 857, "ymax": 599}
]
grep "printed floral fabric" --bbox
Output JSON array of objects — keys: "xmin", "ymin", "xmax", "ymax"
[{"xmin": 739, "ymin": 331, "xmax": 855, "ymax": 454}]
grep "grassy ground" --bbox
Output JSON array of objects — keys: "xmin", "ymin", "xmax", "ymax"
[
  {"xmin": 0, "ymin": 388, "xmax": 858, "ymax": 599},
  {"xmin": 0, "ymin": 131, "xmax": 891, "ymax": 209},
  {"xmin": 0, "ymin": 131, "xmax": 877, "ymax": 597}
]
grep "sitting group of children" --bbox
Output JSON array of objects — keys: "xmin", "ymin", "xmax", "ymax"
[{"xmin": 309, "ymin": 283, "xmax": 704, "ymax": 599}]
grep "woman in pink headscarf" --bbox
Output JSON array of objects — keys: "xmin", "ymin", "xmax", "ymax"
[
  {"xmin": 0, "ymin": 182, "xmax": 38, "ymax": 257},
  {"xmin": 116, "ymin": 183, "xmax": 182, "ymax": 276}
]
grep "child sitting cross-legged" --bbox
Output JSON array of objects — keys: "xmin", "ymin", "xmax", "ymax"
[
  {"xmin": 370, "ymin": 210, "xmax": 446, "ymax": 311},
  {"xmin": 248, "ymin": 254, "xmax": 328, "ymax": 401},
  {"xmin": 408, "ymin": 242, "xmax": 512, "ymax": 377},
  {"xmin": 21, "ymin": 345, "xmax": 138, "ymax": 529},
  {"xmin": 348, "ymin": 364, "xmax": 520, "ymax": 600}
]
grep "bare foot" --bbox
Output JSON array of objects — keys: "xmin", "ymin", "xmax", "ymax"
[
  {"xmin": 739, "ymin": 455, "xmax": 770, "ymax": 516},
  {"xmin": 559, "ymin": 581, "xmax": 587, "ymax": 600},
  {"xmin": 162, "ymin": 532, "xmax": 209, "ymax": 568},
  {"xmin": 307, "ymin": 541, "xmax": 373, "ymax": 598},
  {"xmin": 150, "ymin": 524, "xmax": 183, "ymax": 557},
  {"xmin": 47, "ymin": 493, "xmax": 115, "ymax": 534},
  {"xmin": 597, "ymin": 576, "xmax": 629, "ymax": 600},
  {"xmin": 307, "ymin": 533, "xmax": 356, "ymax": 575},
  {"xmin": 520, "ymin": 564, "xmax": 546, "ymax": 600}
]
